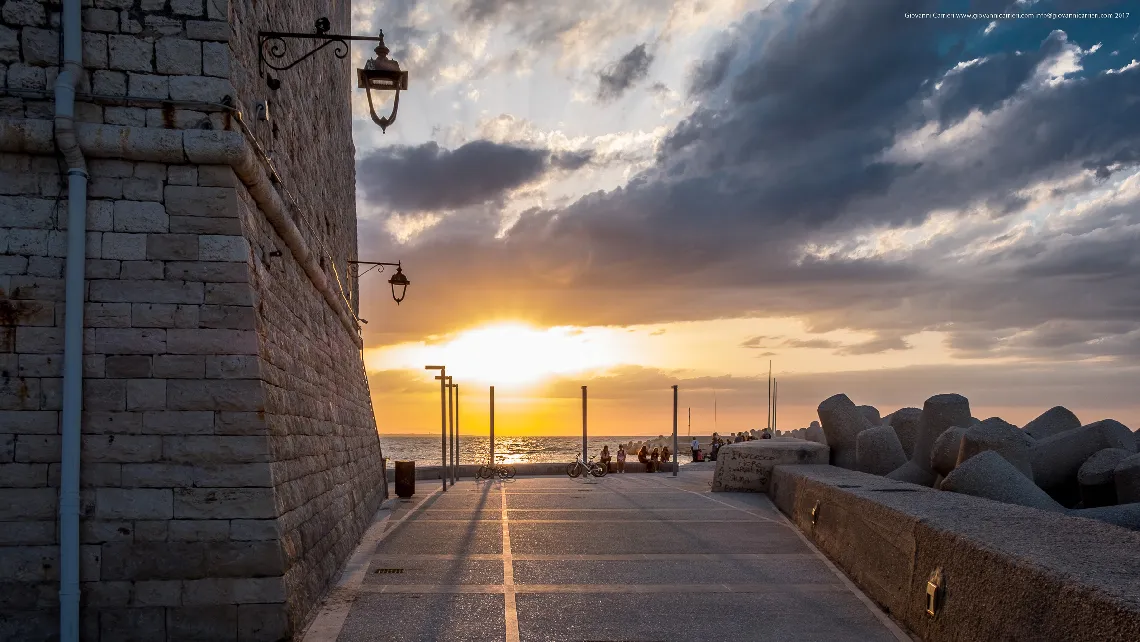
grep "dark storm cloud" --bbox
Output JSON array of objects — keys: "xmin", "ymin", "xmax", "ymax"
[
  {"xmin": 597, "ymin": 43, "xmax": 654, "ymax": 101},
  {"xmin": 358, "ymin": 141, "xmax": 568, "ymax": 212},
  {"xmin": 362, "ymin": 0, "xmax": 1140, "ymax": 368},
  {"xmin": 687, "ymin": 41, "xmax": 738, "ymax": 97}
]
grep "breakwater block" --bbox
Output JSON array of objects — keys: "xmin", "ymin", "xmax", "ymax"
[{"xmin": 711, "ymin": 440, "xmax": 829, "ymax": 492}]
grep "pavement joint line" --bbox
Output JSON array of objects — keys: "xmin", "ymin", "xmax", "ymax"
[
  {"xmin": 501, "ymin": 484, "xmax": 521, "ymax": 642},
  {"xmin": 355, "ymin": 583, "xmax": 850, "ymax": 594},
  {"xmin": 365, "ymin": 553, "xmax": 820, "ymax": 561},
  {"xmin": 300, "ymin": 488, "xmax": 441, "ymax": 642},
  {"xmin": 409, "ymin": 519, "xmax": 773, "ymax": 523},
  {"xmin": 662, "ymin": 478, "xmax": 914, "ymax": 642}
]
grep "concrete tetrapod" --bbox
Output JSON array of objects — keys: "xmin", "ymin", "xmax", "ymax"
[
  {"xmin": 887, "ymin": 393, "xmax": 972, "ymax": 487},
  {"xmin": 939, "ymin": 450, "xmax": 1066, "ymax": 513},
  {"xmin": 858, "ymin": 405, "xmax": 881, "ymax": 426},
  {"xmin": 884, "ymin": 407, "xmax": 921, "ymax": 459},
  {"xmin": 804, "ymin": 420, "xmax": 827, "ymax": 445},
  {"xmin": 855, "ymin": 425, "xmax": 907, "ymax": 475},
  {"xmin": 1021, "ymin": 406, "xmax": 1081, "ymax": 440},
  {"xmin": 1113, "ymin": 453, "xmax": 1140, "ymax": 505},
  {"xmin": 1072, "ymin": 503, "xmax": 1140, "ymax": 531},
  {"xmin": 1078, "ymin": 448, "xmax": 1133, "ymax": 508},
  {"xmin": 930, "ymin": 425, "xmax": 968, "ymax": 478},
  {"xmin": 957, "ymin": 417, "xmax": 1036, "ymax": 481},
  {"xmin": 816, "ymin": 394, "xmax": 874, "ymax": 470},
  {"xmin": 1031, "ymin": 419, "xmax": 1136, "ymax": 501}
]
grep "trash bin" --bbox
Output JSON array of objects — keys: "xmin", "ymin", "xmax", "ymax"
[{"xmin": 394, "ymin": 460, "xmax": 415, "ymax": 498}]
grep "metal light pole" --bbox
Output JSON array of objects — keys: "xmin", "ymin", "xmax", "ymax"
[
  {"xmin": 672, "ymin": 385, "xmax": 679, "ymax": 477},
  {"xmin": 426, "ymin": 365, "xmax": 446, "ymax": 492},
  {"xmin": 447, "ymin": 376, "xmax": 454, "ymax": 486},
  {"xmin": 489, "ymin": 386, "xmax": 495, "ymax": 465},
  {"xmin": 581, "ymin": 386, "xmax": 588, "ymax": 462},
  {"xmin": 454, "ymin": 382, "xmax": 460, "ymax": 483}
]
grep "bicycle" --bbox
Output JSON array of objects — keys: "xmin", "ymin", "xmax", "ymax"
[
  {"xmin": 566, "ymin": 453, "xmax": 608, "ymax": 478},
  {"xmin": 476, "ymin": 460, "xmax": 517, "ymax": 480}
]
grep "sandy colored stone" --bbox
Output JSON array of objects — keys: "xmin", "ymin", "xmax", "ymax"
[
  {"xmin": 957, "ymin": 417, "xmax": 1035, "ymax": 481},
  {"xmin": 1022, "ymin": 406, "xmax": 1081, "ymax": 440},
  {"xmin": 816, "ymin": 394, "xmax": 873, "ymax": 470},
  {"xmin": 930, "ymin": 425, "xmax": 968, "ymax": 478},
  {"xmin": 888, "ymin": 393, "xmax": 971, "ymax": 486},
  {"xmin": 855, "ymin": 425, "xmax": 906, "ymax": 476},
  {"xmin": 940, "ymin": 451, "xmax": 1065, "ymax": 513}
]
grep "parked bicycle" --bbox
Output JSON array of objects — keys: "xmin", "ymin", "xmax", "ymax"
[
  {"xmin": 477, "ymin": 460, "xmax": 517, "ymax": 480},
  {"xmin": 567, "ymin": 453, "xmax": 608, "ymax": 478}
]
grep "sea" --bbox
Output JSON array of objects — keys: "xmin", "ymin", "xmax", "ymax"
[{"xmin": 378, "ymin": 435, "xmax": 686, "ymax": 466}]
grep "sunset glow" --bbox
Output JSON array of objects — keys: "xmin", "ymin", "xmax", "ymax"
[{"xmin": 367, "ymin": 322, "xmax": 631, "ymax": 386}]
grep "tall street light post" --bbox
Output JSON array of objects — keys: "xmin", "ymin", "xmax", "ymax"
[
  {"xmin": 425, "ymin": 365, "xmax": 446, "ymax": 492},
  {"xmin": 672, "ymin": 385, "xmax": 679, "ymax": 477},
  {"xmin": 446, "ymin": 377, "xmax": 455, "ymax": 486}
]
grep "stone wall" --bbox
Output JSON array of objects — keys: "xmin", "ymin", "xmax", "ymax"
[{"xmin": 0, "ymin": 0, "xmax": 383, "ymax": 639}]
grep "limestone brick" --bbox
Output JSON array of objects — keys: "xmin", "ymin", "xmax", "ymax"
[
  {"xmin": 168, "ymin": 166, "xmax": 198, "ymax": 186},
  {"xmin": 146, "ymin": 233, "xmax": 199, "ymax": 261},
  {"xmin": 82, "ymin": 9, "xmax": 119, "ymax": 33},
  {"xmin": 167, "ymin": 329, "xmax": 257, "ymax": 354},
  {"xmin": 174, "ymin": 488, "xmax": 275, "ymax": 519},
  {"xmin": 152, "ymin": 355, "xmax": 205, "ymax": 379},
  {"xmin": 199, "ymin": 234, "xmax": 248, "ymax": 261},
  {"xmin": 130, "ymin": 581, "xmax": 182, "ymax": 607},
  {"xmin": 126, "ymin": 73, "xmax": 169, "ymax": 99},
  {"xmin": 119, "ymin": 260, "xmax": 164, "ymax": 280},
  {"xmin": 121, "ymin": 178, "xmax": 163, "ymax": 202},
  {"xmin": 83, "ymin": 32, "xmax": 109, "ymax": 69},
  {"xmin": 141, "ymin": 411, "xmax": 213, "ymax": 434},
  {"xmin": 113, "ymin": 201, "xmax": 167, "ymax": 232},
  {"xmin": 202, "ymin": 41, "xmax": 230, "ymax": 78},
  {"xmin": 156, "ymin": 38, "xmax": 202, "ymax": 75},
  {"xmin": 162, "ymin": 434, "xmax": 269, "ymax": 463},
  {"xmin": 186, "ymin": 20, "xmax": 229, "ymax": 42},
  {"xmin": 0, "ymin": 26, "xmax": 18, "ymax": 63},
  {"xmin": 166, "ymin": 379, "xmax": 264, "ymax": 411},
  {"xmin": 7, "ymin": 63, "xmax": 46, "ymax": 90},
  {"xmin": 94, "ymin": 488, "xmax": 173, "ymax": 520},
  {"xmin": 125, "ymin": 378, "xmax": 166, "ymax": 411},
  {"xmin": 109, "ymin": 35, "xmax": 153, "ymax": 73},
  {"xmin": 3, "ymin": 1, "xmax": 47, "ymax": 27},
  {"xmin": 21, "ymin": 28, "xmax": 59, "ymax": 66},
  {"xmin": 169, "ymin": 75, "xmax": 232, "ymax": 102},
  {"xmin": 182, "ymin": 577, "xmax": 284, "ymax": 606},
  {"xmin": 100, "ymin": 232, "xmax": 147, "ymax": 260}
]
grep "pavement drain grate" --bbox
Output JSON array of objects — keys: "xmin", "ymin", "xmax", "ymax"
[{"xmin": 374, "ymin": 568, "xmax": 404, "ymax": 574}]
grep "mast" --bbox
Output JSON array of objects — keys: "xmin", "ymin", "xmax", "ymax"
[{"xmin": 767, "ymin": 360, "xmax": 772, "ymax": 431}]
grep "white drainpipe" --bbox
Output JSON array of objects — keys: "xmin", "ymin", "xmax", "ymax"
[{"xmin": 55, "ymin": 0, "xmax": 87, "ymax": 639}]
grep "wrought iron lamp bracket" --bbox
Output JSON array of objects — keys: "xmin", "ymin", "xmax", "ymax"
[{"xmin": 258, "ymin": 17, "xmax": 387, "ymax": 90}]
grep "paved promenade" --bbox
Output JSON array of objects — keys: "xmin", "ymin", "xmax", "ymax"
[{"xmin": 302, "ymin": 470, "xmax": 913, "ymax": 641}]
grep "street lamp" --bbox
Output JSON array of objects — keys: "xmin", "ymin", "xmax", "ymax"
[
  {"xmin": 387, "ymin": 265, "xmax": 410, "ymax": 304},
  {"xmin": 357, "ymin": 32, "xmax": 408, "ymax": 133},
  {"xmin": 257, "ymin": 18, "xmax": 409, "ymax": 132},
  {"xmin": 349, "ymin": 261, "xmax": 410, "ymax": 305}
]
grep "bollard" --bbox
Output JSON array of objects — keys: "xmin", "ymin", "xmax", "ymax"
[{"xmin": 394, "ymin": 460, "xmax": 416, "ymax": 498}]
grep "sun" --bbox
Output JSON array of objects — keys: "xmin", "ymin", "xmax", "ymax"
[{"xmin": 368, "ymin": 322, "xmax": 628, "ymax": 386}]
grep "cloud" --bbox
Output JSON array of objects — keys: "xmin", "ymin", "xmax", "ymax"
[
  {"xmin": 597, "ymin": 43, "xmax": 655, "ymax": 101},
  {"xmin": 358, "ymin": 140, "xmax": 574, "ymax": 213},
  {"xmin": 687, "ymin": 41, "xmax": 738, "ymax": 96},
  {"xmin": 359, "ymin": 0, "xmax": 1140, "ymax": 370}
]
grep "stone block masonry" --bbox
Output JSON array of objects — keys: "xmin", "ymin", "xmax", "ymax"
[{"xmin": 1, "ymin": 0, "xmax": 384, "ymax": 640}]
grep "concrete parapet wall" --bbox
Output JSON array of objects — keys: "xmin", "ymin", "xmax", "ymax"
[
  {"xmin": 711, "ymin": 440, "xmax": 829, "ymax": 492},
  {"xmin": 385, "ymin": 460, "xmax": 677, "ymax": 481},
  {"xmin": 770, "ymin": 465, "xmax": 1140, "ymax": 642}
]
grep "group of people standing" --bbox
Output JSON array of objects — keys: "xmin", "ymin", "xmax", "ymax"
[
  {"xmin": 689, "ymin": 430, "xmax": 771, "ymax": 461},
  {"xmin": 598, "ymin": 444, "xmax": 672, "ymax": 472}
]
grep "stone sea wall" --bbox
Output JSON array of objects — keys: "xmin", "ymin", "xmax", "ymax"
[{"xmin": 0, "ymin": 0, "xmax": 383, "ymax": 639}]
